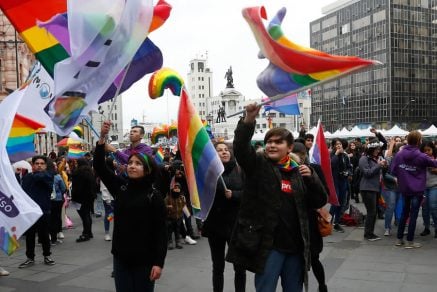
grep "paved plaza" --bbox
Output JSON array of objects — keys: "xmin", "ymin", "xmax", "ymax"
[{"xmin": 1, "ymin": 203, "xmax": 437, "ymax": 292}]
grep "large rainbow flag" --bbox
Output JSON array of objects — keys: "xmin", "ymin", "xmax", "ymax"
[
  {"xmin": 243, "ymin": 6, "xmax": 380, "ymax": 99},
  {"xmin": 7, "ymin": 114, "xmax": 44, "ymax": 163},
  {"xmin": 0, "ymin": 0, "xmax": 171, "ymax": 103},
  {"xmin": 178, "ymin": 89, "xmax": 224, "ymax": 220}
]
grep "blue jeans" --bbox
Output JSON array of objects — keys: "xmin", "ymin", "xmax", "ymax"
[
  {"xmin": 382, "ymin": 189, "xmax": 400, "ymax": 230},
  {"xmin": 423, "ymin": 187, "xmax": 437, "ymax": 230},
  {"xmin": 103, "ymin": 201, "xmax": 114, "ymax": 233},
  {"xmin": 330, "ymin": 178, "xmax": 348, "ymax": 224},
  {"xmin": 113, "ymin": 257, "xmax": 154, "ymax": 292},
  {"xmin": 397, "ymin": 194, "xmax": 423, "ymax": 242},
  {"xmin": 254, "ymin": 250, "xmax": 303, "ymax": 292},
  {"xmin": 95, "ymin": 192, "xmax": 104, "ymax": 215}
]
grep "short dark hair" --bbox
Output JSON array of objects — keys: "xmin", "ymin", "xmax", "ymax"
[
  {"xmin": 131, "ymin": 125, "xmax": 145, "ymax": 135},
  {"xmin": 264, "ymin": 128, "xmax": 294, "ymax": 146},
  {"xmin": 32, "ymin": 155, "xmax": 47, "ymax": 164},
  {"xmin": 407, "ymin": 130, "xmax": 422, "ymax": 146},
  {"xmin": 304, "ymin": 133, "xmax": 314, "ymax": 140}
]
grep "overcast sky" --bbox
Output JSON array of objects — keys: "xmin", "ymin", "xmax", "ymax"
[{"xmin": 121, "ymin": 0, "xmax": 329, "ymax": 129}]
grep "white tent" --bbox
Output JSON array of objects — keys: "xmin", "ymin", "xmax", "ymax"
[
  {"xmin": 331, "ymin": 129, "xmax": 341, "ymax": 138},
  {"xmin": 338, "ymin": 127, "xmax": 351, "ymax": 138},
  {"xmin": 324, "ymin": 131, "xmax": 332, "ymax": 139},
  {"xmin": 383, "ymin": 125, "xmax": 409, "ymax": 137},
  {"xmin": 421, "ymin": 125, "xmax": 437, "ymax": 136}
]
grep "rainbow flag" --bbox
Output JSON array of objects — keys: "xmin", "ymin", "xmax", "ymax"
[
  {"xmin": 243, "ymin": 6, "xmax": 380, "ymax": 98},
  {"xmin": 67, "ymin": 146, "xmax": 86, "ymax": 159},
  {"xmin": 154, "ymin": 146, "xmax": 164, "ymax": 164},
  {"xmin": 309, "ymin": 120, "xmax": 339, "ymax": 206},
  {"xmin": 7, "ymin": 114, "xmax": 44, "ymax": 163},
  {"xmin": 178, "ymin": 89, "xmax": 224, "ymax": 220},
  {"xmin": 263, "ymin": 93, "xmax": 300, "ymax": 115}
]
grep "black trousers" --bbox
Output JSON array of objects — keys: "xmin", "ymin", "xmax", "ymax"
[
  {"xmin": 207, "ymin": 236, "xmax": 246, "ymax": 292},
  {"xmin": 167, "ymin": 218, "xmax": 182, "ymax": 242},
  {"xmin": 50, "ymin": 200, "xmax": 64, "ymax": 242},
  {"xmin": 25, "ymin": 214, "xmax": 51, "ymax": 259},
  {"xmin": 77, "ymin": 203, "xmax": 93, "ymax": 237}
]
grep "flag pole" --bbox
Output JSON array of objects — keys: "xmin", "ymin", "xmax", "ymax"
[{"xmin": 219, "ymin": 176, "xmax": 227, "ymax": 190}]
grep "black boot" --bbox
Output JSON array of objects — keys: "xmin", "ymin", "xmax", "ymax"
[{"xmin": 319, "ymin": 284, "xmax": 328, "ymax": 292}]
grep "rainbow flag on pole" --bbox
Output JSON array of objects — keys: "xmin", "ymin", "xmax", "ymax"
[
  {"xmin": 67, "ymin": 146, "xmax": 86, "ymax": 159},
  {"xmin": 7, "ymin": 114, "xmax": 44, "ymax": 163},
  {"xmin": 154, "ymin": 146, "xmax": 165, "ymax": 164},
  {"xmin": 178, "ymin": 89, "xmax": 224, "ymax": 220}
]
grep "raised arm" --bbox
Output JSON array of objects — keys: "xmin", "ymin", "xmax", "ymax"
[{"xmin": 233, "ymin": 103, "xmax": 260, "ymax": 175}]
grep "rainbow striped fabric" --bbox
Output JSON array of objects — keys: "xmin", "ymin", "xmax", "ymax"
[
  {"xmin": 154, "ymin": 146, "xmax": 165, "ymax": 164},
  {"xmin": 263, "ymin": 93, "xmax": 300, "ymax": 115},
  {"xmin": 243, "ymin": 6, "xmax": 380, "ymax": 98},
  {"xmin": 7, "ymin": 114, "xmax": 44, "ymax": 163},
  {"xmin": 0, "ymin": 226, "xmax": 20, "ymax": 256},
  {"xmin": 178, "ymin": 89, "xmax": 224, "ymax": 220},
  {"xmin": 67, "ymin": 146, "xmax": 86, "ymax": 159},
  {"xmin": 0, "ymin": 0, "xmax": 171, "ymax": 105}
]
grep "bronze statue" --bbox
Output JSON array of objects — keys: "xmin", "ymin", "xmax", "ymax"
[{"xmin": 224, "ymin": 66, "xmax": 234, "ymax": 88}]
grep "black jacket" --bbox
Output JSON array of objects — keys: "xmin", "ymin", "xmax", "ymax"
[
  {"xmin": 226, "ymin": 121, "xmax": 327, "ymax": 275},
  {"xmin": 93, "ymin": 143, "xmax": 167, "ymax": 267},
  {"xmin": 71, "ymin": 166, "xmax": 96, "ymax": 206},
  {"xmin": 22, "ymin": 171, "xmax": 54, "ymax": 214},
  {"xmin": 202, "ymin": 159, "xmax": 244, "ymax": 239}
]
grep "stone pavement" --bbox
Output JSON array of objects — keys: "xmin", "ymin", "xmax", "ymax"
[{"xmin": 1, "ymin": 202, "xmax": 437, "ymax": 292}]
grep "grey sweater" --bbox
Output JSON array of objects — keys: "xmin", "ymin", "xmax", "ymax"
[
  {"xmin": 359, "ymin": 155, "xmax": 382, "ymax": 192},
  {"xmin": 426, "ymin": 168, "xmax": 437, "ymax": 188}
]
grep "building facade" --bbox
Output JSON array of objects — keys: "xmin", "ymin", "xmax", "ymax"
[
  {"xmin": 187, "ymin": 54, "xmax": 213, "ymax": 120},
  {"xmin": 310, "ymin": 0, "xmax": 437, "ymax": 131},
  {"xmin": 0, "ymin": 12, "xmax": 34, "ymax": 100},
  {"xmin": 90, "ymin": 96, "xmax": 124, "ymax": 144}
]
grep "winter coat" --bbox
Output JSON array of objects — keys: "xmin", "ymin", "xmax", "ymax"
[
  {"xmin": 71, "ymin": 165, "xmax": 96, "ymax": 206},
  {"xmin": 22, "ymin": 171, "xmax": 54, "ymax": 214},
  {"xmin": 226, "ymin": 121, "xmax": 327, "ymax": 276},
  {"xmin": 391, "ymin": 144, "xmax": 437, "ymax": 195},
  {"xmin": 359, "ymin": 155, "xmax": 382, "ymax": 192},
  {"xmin": 94, "ymin": 143, "xmax": 167, "ymax": 268},
  {"xmin": 202, "ymin": 159, "xmax": 244, "ymax": 239}
]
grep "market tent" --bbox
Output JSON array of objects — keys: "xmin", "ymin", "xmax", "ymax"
[
  {"xmin": 383, "ymin": 125, "xmax": 409, "ymax": 137},
  {"xmin": 421, "ymin": 125, "xmax": 437, "ymax": 136}
]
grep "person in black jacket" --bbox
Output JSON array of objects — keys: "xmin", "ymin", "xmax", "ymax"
[
  {"xmin": 202, "ymin": 142, "xmax": 246, "ymax": 292},
  {"xmin": 19, "ymin": 155, "xmax": 55, "ymax": 268},
  {"xmin": 71, "ymin": 158, "xmax": 96, "ymax": 242},
  {"xmin": 94, "ymin": 121, "xmax": 167, "ymax": 292},
  {"xmin": 226, "ymin": 103, "xmax": 327, "ymax": 292}
]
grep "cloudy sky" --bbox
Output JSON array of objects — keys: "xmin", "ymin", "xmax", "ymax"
[{"xmin": 121, "ymin": 0, "xmax": 329, "ymax": 129}]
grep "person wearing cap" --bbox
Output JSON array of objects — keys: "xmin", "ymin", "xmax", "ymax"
[
  {"xmin": 94, "ymin": 121, "xmax": 167, "ymax": 292},
  {"xmin": 391, "ymin": 131, "xmax": 437, "ymax": 248},
  {"xmin": 226, "ymin": 103, "xmax": 327, "ymax": 292},
  {"xmin": 359, "ymin": 139, "xmax": 386, "ymax": 241}
]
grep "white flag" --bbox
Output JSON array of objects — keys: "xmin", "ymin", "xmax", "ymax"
[{"xmin": 0, "ymin": 86, "xmax": 43, "ymax": 255}]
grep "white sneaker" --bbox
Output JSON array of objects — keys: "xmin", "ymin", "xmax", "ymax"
[
  {"xmin": 58, "ymin": 232, "xmax": 65, "ymax": 239},
  {"xmin": 384, "ymin": 229, "xmax": 390, "ymax": 236},
  {"xmin": 104, "ymin": 234, "xmax": 111, "ymax": 241},
  {"xmin": 0, "ymin": 267, "xmax": 9, "ymax": 276},
  {"xmin": 184, "ymin": 236, "xmax": 197, "ymax": 245}
]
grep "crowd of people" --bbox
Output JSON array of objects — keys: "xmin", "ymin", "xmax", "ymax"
[{"xmin": 2, "ymin": 103, "xmax": 437, "ymax": 292}]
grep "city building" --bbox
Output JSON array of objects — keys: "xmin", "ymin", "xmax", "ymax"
[
  {"xmin": 0, "ymin": 12, "xmax": 34, "ymax": 100},
  {"xmin": 90, "ymin": 96, "xmax": 124, "ymax": 144},
  {"xmin": 310, "ymin": 0, "xmax": 437, "ymax": 131}
]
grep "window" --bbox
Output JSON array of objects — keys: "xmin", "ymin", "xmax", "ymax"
[{"xmin": 198, "ymin": 62, "xmax": 204, "ymax": 72}]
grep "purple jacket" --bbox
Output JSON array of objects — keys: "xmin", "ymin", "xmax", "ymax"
[
  {"xmin": 391, "ymin": 145, "xmax": 437, "ymax": 195},
  {"xmin": 114, "ymin": 143, "xmax": 153, "ymax": 165}
]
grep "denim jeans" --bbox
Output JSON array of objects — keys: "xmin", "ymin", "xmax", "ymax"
[
  {"xmin": 254, "ymin": 250, "xmax": 303, "ymax": 292},
  {"xmin": 330, "ymin": 178, "xmax": 348, "ymax": 224},
  {"xmin": 397, "ymin": 194, "xmax": 423, "ymax": 242},
  {"xmin": 113, "ymin": 257, "xmax": 154, "ymax": 292},
  {"xmin": 103, "ymin": 200, "xmax": 114, "ymax": 233},
  {"xmin": 382, "ymin": 189, "xmax": 400, "ymax": 230},
  {"xmin": 361, "ymin": 191, "xmax": 378, "ymax": 237},
  {"xmin": 423, "ymin": 187, "xmax": 437, "ymax": 230}
]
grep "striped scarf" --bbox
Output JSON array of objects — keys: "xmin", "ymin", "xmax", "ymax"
[{"xmin": 276, "ymin": 155, "xmax": 299, "ymax": 172}]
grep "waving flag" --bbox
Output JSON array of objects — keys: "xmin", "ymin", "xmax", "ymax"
[
  {"xmin": 154, "ymin": 146, "xmax": 165, "ymax": 164},
  {"xmin": 309, "ymin": 120, "xmax": 339, "ymax": 206},
  {"xmin": 243, "ymin": 6, "xmax": 380, "ymax": 99},
  {"xmin": 67, "ymin": 146, "xmax": 86, "ymax": 159},
  {"xmin": 0, "ymin": 87, "xmax": 43, "ymax": 255},
  {"xmin": 7, "ymin": 114, "xmax": 44, "ymax": 163},
  {"xmin": 262, "ymin": 93, "xmax": 300, "ymax": 115},
  {"xmin": 178, "ymin": 89, "xmax": 224, "ymax": 219}
]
